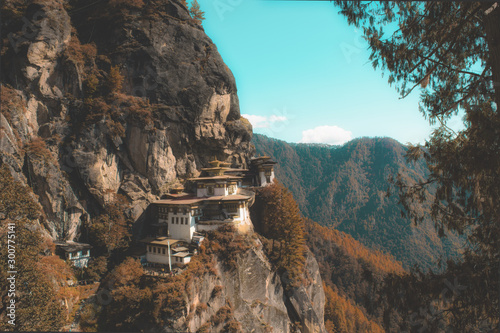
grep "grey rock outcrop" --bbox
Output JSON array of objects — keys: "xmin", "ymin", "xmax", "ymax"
[
  {"xmin": 164, "ymin": 238, "xmax": 326, "ymax": 333},
  {"xmin": 282, "ymin": 251, "xmax": 327, "ymax": 333}
]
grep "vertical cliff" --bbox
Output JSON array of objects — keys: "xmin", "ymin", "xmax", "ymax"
[
  {"xmin": 1, "ymin": 2, "xmax": 327, "ymax": 332},
  {"xmin": 1, "ymin": 0, "xmax": 253, "ymax": 240}
]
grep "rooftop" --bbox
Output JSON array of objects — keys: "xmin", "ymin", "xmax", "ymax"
[
  {"xmin": 55, "ymin": 241, "xmax": 92, "ymax": 252},
  {"xmin": 172, "ymin": 246, "xmax": 189, "ymax": 252},
  {"xmin": 164, "ymin": 192, "xmax": 194, "ymax": 199},
  {"xmin": 250, "ymin": 155, "xmax": 272, "ymax": 160},
  {"xmin": 172, "ymin": 252, "xmax": 192, "ymax": 258},
  {"xmin": 203, "ymin": 194, "xmax": 251, "ymax": 202},
  {"xmin": 208, "ymin": 159, "xmax": 232, "ymax": 167},
  {"xmin": 140, "ymin": 237, "xmax": 181, "ymax": 246},
  {"xmin": 154, "ymin": 198, "xmax": 204, "ymax": 205},
  {"xmin": 189, "ymin": 175, "xmax": 243, "ymax": 181}
]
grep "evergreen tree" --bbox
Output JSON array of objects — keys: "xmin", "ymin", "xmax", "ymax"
[
  {"xmin": 106, "ymin": 65, "xmax": 124, "ymax": 94},
  {"xmin": 333, "ymin": 1, "xmax": 499, "ymax": 330},
  {"xmin": 88, "ymin": 194, "xmax": 132, "ymax": 257},
  {"xmin": 258, "ymin": 182, "xmax": 306, "ymax": 285},
  {"xmin": 189, "ymin": 0, "xmax": 205, "ymax": 24}
]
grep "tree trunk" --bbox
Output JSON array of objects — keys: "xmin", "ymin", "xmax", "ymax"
[
  {"xmin": 481, "ymin": 3, "xmax": 500, "ymax": 328},
  {"xmin": 482, "ymin": 2, "xmax": 500, "ymax": 111}
]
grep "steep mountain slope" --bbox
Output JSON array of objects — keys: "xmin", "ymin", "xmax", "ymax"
[
  {"xmin": 252, "ymin": 134, "xmax": 464, "ymax": 270},
  {"xmin": 305, "ymin": 219, "xmax": 404, "ymax": 332}
]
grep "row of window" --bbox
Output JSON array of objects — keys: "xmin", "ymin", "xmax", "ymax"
[
  {"xmin": 171, "ymin": 216, "xmax": 194, "ymax": 225},
  {"xmin": 206, "ymin": 187, "xmax": 232, "ymax": 194},
  {"xmin": 225, "ymin": 203, "xmax": 238, "ymax": 213},
  {"xmin": 197, "ymin": 183, "xmax": 225, "ymax": 188},
  {"xmin": 158, "ymin": 207, "xmax": 186, "ymax": 214},
  {"xmin": 158, "ymin": 207, "xmax": 201, "ymax": 215},
  {"xmin": 161, "ymin": 206, "xmax": 245, "ymax": 220},
  {"xmin": 148, "ymin": 246, "xmax": 166, "ymax": 255},
  {"xmin": 147, "ymin": 246, "xmax": 186, "ymax": 262},
  {"xmin": 68, "ymin": 250, "xmax": 90, "ymax": 259}
]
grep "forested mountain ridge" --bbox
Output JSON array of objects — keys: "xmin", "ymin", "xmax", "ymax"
[{"xmin": 252, "ymin": 134, "xmax": 464, "ymax": 270}]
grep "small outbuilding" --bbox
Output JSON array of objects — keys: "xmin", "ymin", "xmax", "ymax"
[{"xmin": 55, "ymin": 241, "xmax": 92, "ymax": 268}]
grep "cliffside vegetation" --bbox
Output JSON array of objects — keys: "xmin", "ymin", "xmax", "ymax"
[
  {"xmin": 188, "ymin": 0, "xmax": 205, "ymax": 24},
  {"xmin": 0, "ymin": 165, "xmax": 76, "ymax": 331},
  {"xmin": 252, "ymin": 182, "xmax": 306, "ymax": 286},
  {"xmin": 82, "ymin": 227, "xmax": 253, "ymax": 332}
]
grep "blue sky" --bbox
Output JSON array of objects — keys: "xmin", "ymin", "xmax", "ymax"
[{"xmin": 195, "ymin": 0, "xmax": 464, "ymax": 145}]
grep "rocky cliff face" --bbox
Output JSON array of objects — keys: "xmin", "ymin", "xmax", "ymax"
[
  {"xmin": 0, "ymin": 0, "xmax": 253, "ymax": 240},
  {"xmin": 1, "ymin": 2, "xmax": 327, "ymax": 332},
  {"xmin": 166, "ymin": 240, "xmax": 325, "ymax": 333}
]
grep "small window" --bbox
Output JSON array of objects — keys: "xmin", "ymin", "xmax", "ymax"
[
  {"xmin": 176, "ymin": 217, "xmax": 179, "ymax": 224},
  {"xmin": 171, "ymin": 217, "xmax": 175, "ymax": 224},
  {"xmin": 153, "ymin": 247, "xmax": 156, "ymax": 253},
  {"xmin": 226, "ymin": 203, "xmax": 238, "ymax": 213},
  {"xmin": 207, "ymin": 186, "xmax": 214, "ymax": 195},
  {"xmin": 162, "ymin": 248, "xmax": 166, "ymax": 255},
  {"xmin": 148, "ymin": 246, "xmax": 151, "ymax": 252}
]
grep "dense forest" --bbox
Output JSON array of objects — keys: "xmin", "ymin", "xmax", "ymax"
[
  {"xmin": 252, "ymin": 134, "xmax": 464, "ymax": 270},
  {"xmin": 305, "ymin": 218, "xmax": 405, "ymax": 332},
  {"xmin": 251, "ymin": 182, "xmax": 411, "ymax": 332}
]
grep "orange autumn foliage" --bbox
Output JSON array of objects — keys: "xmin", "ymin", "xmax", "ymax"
[
  {"xmin": 323, "ymin": 283, "xmax": 384, "ymax": 333},
  {"xmin": 306, "ymin": 219, "xmax": 405, "ymax": 275}
]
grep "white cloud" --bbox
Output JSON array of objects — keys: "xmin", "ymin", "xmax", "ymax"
[
  {"xmin": 299, "ymin": 125, "xmax": 353, "ymax": 145},
  {"xmin": 269, "ymin": 115, "xmax": 287, "ymax": 123},
  {"xmin": 242, "ymin": 114, "xmax": 288, "ymax": 129}
]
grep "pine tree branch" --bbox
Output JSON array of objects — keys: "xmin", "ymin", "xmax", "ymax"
[{"xmin": 405, "ymin": 4, "xmax": 482, "ymax": 77}]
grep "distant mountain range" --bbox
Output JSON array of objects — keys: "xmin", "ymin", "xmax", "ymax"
[{"xmin": 252, "ymin": 134, "xmax": 464, "ymax": 270}]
